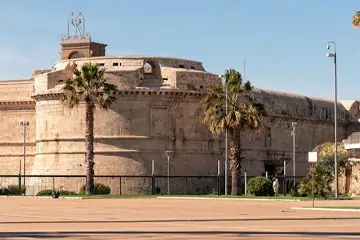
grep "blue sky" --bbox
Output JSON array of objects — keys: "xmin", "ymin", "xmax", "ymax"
[{"xmin": 0, "ymin": 1, "xmax": 359, "ymax": 100}]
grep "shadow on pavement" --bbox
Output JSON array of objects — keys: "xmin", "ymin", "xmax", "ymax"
[
  {"xmin": 0, "ymin": 217, "xmax": 360, "ymax": 224},
  {"xmin": 1, "ymin": 230, "xmax": 360, "ymax": 239}
]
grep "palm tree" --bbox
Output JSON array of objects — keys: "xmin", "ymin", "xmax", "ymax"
[
  {"xmin": 352, "ymin": 11, "xmax": 360, "ymax": 28},
  {"xmin": 62, "ymin": 63, "xmax": 118, "ymax": 194},
  {"xmin": 202, "ymin": 69, "xmax": 266, "ymax": 195}
]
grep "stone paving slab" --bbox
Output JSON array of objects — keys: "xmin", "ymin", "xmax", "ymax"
[{"xmin": 0, "ymin": 197, "xmax": 360, "ymax": 239}]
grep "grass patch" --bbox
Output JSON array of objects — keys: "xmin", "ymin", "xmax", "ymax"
[
  {"xmin": 7, "ymin": 193, "xmax": 360, "ymax": 200},
  {"xmin": 63, "ymin": 194, "xmax": 157, "ymax": 199}
]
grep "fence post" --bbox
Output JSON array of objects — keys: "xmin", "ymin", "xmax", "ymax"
[
  {"xmin": 18, "ymin": 174, "xmax": 21, "ymax": 193},
  {"xmin": 283, "ymin": 160, "xmax": 286, "ymax": 195},
  {"xmin": 119, "ymin": 177, "xmax": 122, "ymax": 195},
  {"xmin": 118, "ymin": 177, "xmax": 121, "ymax": 195},
  {"xmin": 151, "ymin": 160, "xmax": 155, "ymax": 195},
  {"xmin": 244, "ymin": 172, "xmax": 247, "ymax": 196},
  {"xmin": 218, "ymin": 160, "xmax": 221, "ymax": 195}
]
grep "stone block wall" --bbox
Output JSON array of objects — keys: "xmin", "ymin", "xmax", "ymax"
[
  {"xmin": 0, "ymin": 80, "xmax": 34, "ymax": 101},
  {"xmin": 175, "ymin": 71, "xmax": 220, "ymax": 90},
  {"xmin": 0, "ymin": 106, "xmax": 36, "ymax": 176},
  {"xmin": 30, "ymin": 91, "xmax": 219, "ymax": 194},
  {"xmin": 105, "ymin": 70, "xmax": 141, "ymax": 89}
]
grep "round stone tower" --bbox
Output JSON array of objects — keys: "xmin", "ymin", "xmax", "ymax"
[{"xmin": 29, "ymin": 13, "xmax": 222, "ymax": 195}]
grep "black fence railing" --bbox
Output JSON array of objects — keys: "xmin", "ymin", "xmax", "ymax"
[{"xmin": 0, "ymin": 175, "xmax": 306, "ymax": 196}]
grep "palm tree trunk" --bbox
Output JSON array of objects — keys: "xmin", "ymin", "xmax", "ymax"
[
  {"xmin": 85, "ymin": 102, "xmax": 95, "ymax": 195},
  {"xmin": 229, "ymin": 131, "xmax": 241, "ymax": 195}
]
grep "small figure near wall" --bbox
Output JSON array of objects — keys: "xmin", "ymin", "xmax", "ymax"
[{"xmin": 272, "ymin": 177, "xmax": 280, "ymax": 196}]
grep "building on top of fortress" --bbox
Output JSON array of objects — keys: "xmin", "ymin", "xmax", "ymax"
[{"xmin": 1, "ymin": 12, "xmax": 360, "ymax": 195}]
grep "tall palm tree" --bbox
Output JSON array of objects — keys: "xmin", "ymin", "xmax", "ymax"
[
  {"xmin": 352, "ymin": 11, "xmax": 360, "ymax": 28},
  {"xmin": 203, "ymin": 69, "xmax": 266, "ymax": 195},
  {"xmin": 62, "ymin": 63, "xmax": 118, "ymax": 194}
]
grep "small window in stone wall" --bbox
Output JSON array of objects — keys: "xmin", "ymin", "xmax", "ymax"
[
  {"xmin": 179, "ymin": 64, "xmax": 185, "ymax": 68},
  {"xmin": 97, "ymin": 63, "xmax": 105, "ymax": 66},
  {"xmin": 113, "ymin": 62, "xmax": 121, "ymax": 66},
  {"xmin": 191, "ymin": 66, "xmax": 195, "ymax": 70}
]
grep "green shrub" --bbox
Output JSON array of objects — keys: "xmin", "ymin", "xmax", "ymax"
[
  {"xmin": 36, "ymin": 190, "xmax": 53, "ymax": 196},
  {"xmin": 79, "ymin": 183, "xmax": 111, "ymax": 195},
  {"xmin": 36, "ymin": 189, "xmax": 78, "ymax": 196},
  {"xmin": 7, "ymin": 185, "xmax": 25, "ymax": 195},
  {"xmin": 247, "ymin": 176, "xmax": 274, "ymax": 196},
  {"xmin": 289, "ymin": 184, "xmax": 300, "ymax": 197},
  {"xmin": 298, "ymin": 165, "xmax": 333, "ymax": 197},
  {"xmin": 60, "ymin": 190, "xmax": 77, "ymax": 196},
  {"xmin": 0, "ymin": 187, "xmax": 9, "ymax": 195}
]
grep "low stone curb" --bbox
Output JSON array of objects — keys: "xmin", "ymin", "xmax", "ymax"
[
  {"xmin": 157, "ymin": 196, "xmax": 300, "ymax": 202},
  {"xmin": 291, "ymin": 207, "xmax": 360, "ymax": 212},
  {"xmin": 0, "ymin": 195, "xmax": 83, "ymax": 199}
]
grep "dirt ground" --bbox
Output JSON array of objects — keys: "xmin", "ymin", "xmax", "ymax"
[{"xmin": 0, "ymin": 197, "xmax": 360, "ymax": 239}]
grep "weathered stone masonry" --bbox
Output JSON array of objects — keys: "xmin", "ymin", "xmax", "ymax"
[{"xmin": 1, "ymin": 33, "xmax": 360, "ymax": 194}]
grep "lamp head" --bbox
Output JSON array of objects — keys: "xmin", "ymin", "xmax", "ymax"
[{"xmin": 326, "ymin": 53, "xmax": 335, "ymax": 58}]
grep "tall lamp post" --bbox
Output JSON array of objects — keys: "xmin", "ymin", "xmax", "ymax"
[
  {"xmin": 326, "ymin": 41, "xmax": 338, "ymax": 198},
  {"xmin": 165, "ymin": 151, "xmax": 172, "ymax": 195},
  {"xmin": 20, "ymin": 121, "xmax": 29, "ymax": 196},
  {"xmin": 290, "ymin": 122, "xmax": 297, "ymax": 187},
  {"xmin": 219, "ymin": 74, "xmax": 228, "ymax": 196}
]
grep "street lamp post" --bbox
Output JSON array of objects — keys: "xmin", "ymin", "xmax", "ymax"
[
  {"xmin": 326, "ymin": 41, "xmax": 338, "ymax": 198},
  {"xmin": 165, "ymin": 151, "xmax": 172, "ymax": 195},
  {"xmin": 219, "ymin": 74, "xmax": 229, "ymax": 196},
  {"xmin": 290, "ymin": 122, "xmax": 297, "ymax": 187},
  {"xmin": 20, "ymin": 121, "xmax": 29, "ymax": 196}
]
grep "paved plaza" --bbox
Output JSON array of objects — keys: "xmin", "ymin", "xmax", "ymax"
[{"xmin": 0, "ymin": 197, "xmax": 360, "ymax": 239}]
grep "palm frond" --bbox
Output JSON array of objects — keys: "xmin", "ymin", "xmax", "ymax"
[
  {"xmin": 352, "ymin": 11, "xmax": 360, "ymax": 28},
  {"xmin": 202, "ymin": 68, "xmax": 267, "ymax": 136},
  {"xmin": 62, "ymin": 62, "xmax": 119, "ymax": 110}
]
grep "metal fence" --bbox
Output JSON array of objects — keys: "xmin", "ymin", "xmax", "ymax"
[{"xmin": 0, "ymin": 174, "xmax": 306, "ymax": 196}]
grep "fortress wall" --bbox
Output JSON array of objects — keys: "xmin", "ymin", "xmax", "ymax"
[
  {"xmin": 234, "ymin": 90, "xmax": 349, "ymax": 177},
  {"xmin": 159, "ymin": 67, "xmax": 177, "ymax": 88},
  {"xmin": 105, "ymin": 70, "xmax": 141, "ymax": 89},
  {"xmin": 157, "ymin": 59, "xmax": 204, "ymax": 71},
  {"xmin": 0, "ymin": 108, "xmax": 36, "ymax": 175},
  {"xmin": 239, "ymin": 117, "xmax": 347, "ymax": 177},
  {"xmin": 34, "ymin": 74, "xmax": 49, "ymax": 94},
  {"xmin": 347, "ymin": 101, "xmax": 360, "ymax": 122},
  {"xmin": 175, "ymin": 71, "xmax": 220, "ymax": 90},
  {"xmin": 0, "ymin": 80, "xmax": 34, "ymax": 101},
  {"xmin": 254, "ymin": 89, "xmax": 348, "ymax": 122},
  {"xmin": 32, "ymin": 92, "xmax": 219, "ymax": 193},
  {"xmin": 53, "ymin": 57, "xmax": 205, "ymax": 73},
  {"xmin": 46, "ymin": 70, "xmax": 72, "ymax": 90}
]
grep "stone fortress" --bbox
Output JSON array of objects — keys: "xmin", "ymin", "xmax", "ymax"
[{"xmin": 1, "ymin": 13, "xmax": 360, "ymax": 195}]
